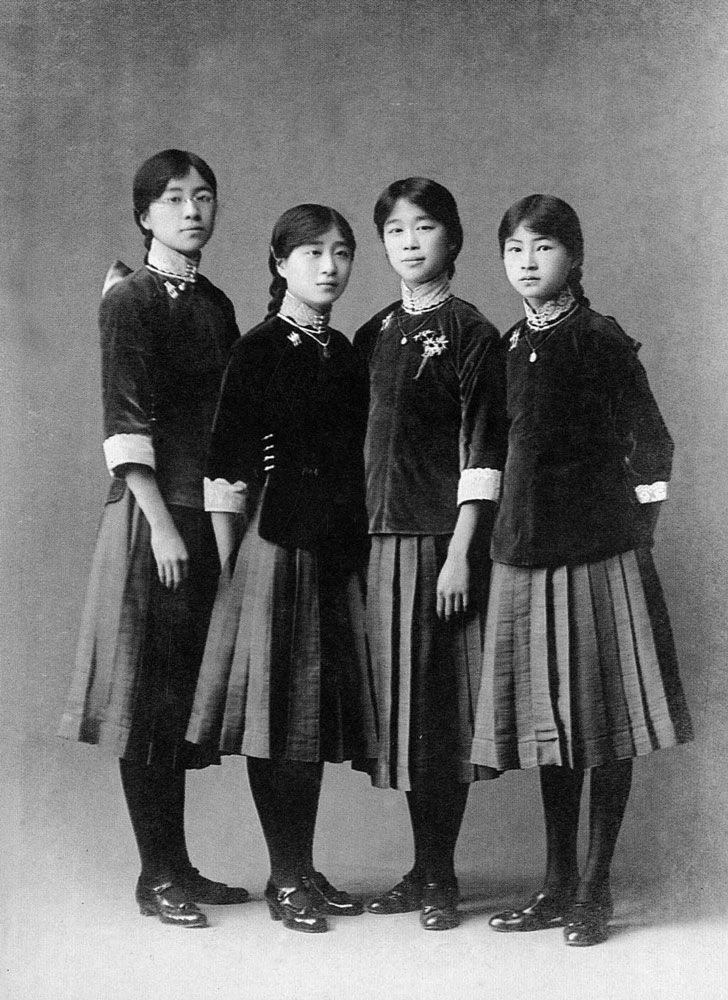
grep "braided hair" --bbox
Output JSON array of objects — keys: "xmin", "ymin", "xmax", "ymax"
[
  {"xmin": 132, "ymin": 149, "xmax": 217, "ymax": 251},
  {"xmin": 373, "ymin": 177, "xmax": 464, "ymax": 279},
  {"xmin": 497, "ymin": 194, "xmax": 590, "ymax": 307},
  {"xmin": 266, "ymin": 204, "xmax": 356, "ymax": 319}
]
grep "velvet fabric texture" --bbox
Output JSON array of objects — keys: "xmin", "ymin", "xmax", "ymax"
[
  {"xmin": 493, "ymin": 305, "xmax": 673, "ymax": 567},
  {"xmin": 353, "ymin": 297, "xmax": 507, "ymax": 534},
  {"xmin": 206, "ymin": 316, "xmax": 369, "ymax": 570},
  {"xmin": 101, "ymin": 266, "xmax": 240, "ymax": 508}
]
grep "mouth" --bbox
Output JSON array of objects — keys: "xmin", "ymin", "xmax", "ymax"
[
  {"xmin": 317, "ymin": 282, "xmax": 338, "ymax": 290},
  {"xmin": 520, "ymin": 277, "xmax": 539, "ymax": 283},
  {"xmin": 402, "ymin": 258, "xmax": 425, "ymax": 264}
]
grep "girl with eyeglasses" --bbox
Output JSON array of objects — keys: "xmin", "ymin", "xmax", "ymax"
[{"xmin": 59, "ymin": 149, "xmax": 248, "ymax": 928}]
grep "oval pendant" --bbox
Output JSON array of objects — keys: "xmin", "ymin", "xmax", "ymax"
[
  {"xmin": 529, "ymin": 351, "xmax": 537, "ymax": 363},
  {"xmin": 400, "ymin": 336, "xmax": 408, "ymax": 345}
]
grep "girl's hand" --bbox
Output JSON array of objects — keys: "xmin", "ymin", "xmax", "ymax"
[
  {"xmin": 150, "ymin": 526, "xmax": 189, "ymax": 590},
  {"xmin": 436, "ymin": 551, "xmax": 470, "ymax": 620}
]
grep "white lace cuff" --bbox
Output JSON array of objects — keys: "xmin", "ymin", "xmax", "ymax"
[
  {"xmin": 204, "ymin": 477, "xmax": 248, "ymax": 513},
  {"xmin": 103, "ymin": 433, "xmax": 155, "ymax": 476},
  {"xmin": 635, "ymin": 482, "xmax": 668, "ymax": 503},
  {"xmin": 457, "ymin": 467, "xmax": 501, "ymax": 504}
]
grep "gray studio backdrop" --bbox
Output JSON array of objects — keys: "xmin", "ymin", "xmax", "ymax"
[{"xmin": 2, "ymin": 0, "xmax": 726, "ymax": 911}]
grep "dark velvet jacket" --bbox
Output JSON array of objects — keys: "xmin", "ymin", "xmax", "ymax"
[
  {"xmin": 354, "ymin": 297, "xmax": 507, "ymax": 535},
  {"xmin": 101, "ymin": 267, "xmax": 240, "ymax": 508},
  {"xmin": 492, "ymin": 304, "xmax": 674, "ymax": 568},
  {"xmin": 206, "ymin": 316, "xmax": 369, "ymax": 570}
]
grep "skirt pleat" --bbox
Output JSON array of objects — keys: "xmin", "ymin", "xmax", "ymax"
[
  {"xmin": 186, "ymin": 509, "xmax": 377, "ymax": 763},
  {"xmin": 471, "ymin": 549, "xmax": 693, "ymax": 772},
  {"xmin": 58, "ymin": 489, "xmax": 220, "ymax": 769},
  {"xmin": 358, "ymin": 534, "xmax": 497, "ymax": 790}
]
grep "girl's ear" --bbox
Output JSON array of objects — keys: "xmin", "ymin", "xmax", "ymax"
[
  {"xmin": 140, "ymin": 209, "xmax": 151, "ymax": 231},
  {"xmin": 273, "ymin": 247, "xmax": 286, "ymax": 278}
]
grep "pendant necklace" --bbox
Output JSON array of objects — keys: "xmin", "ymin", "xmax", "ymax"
[
  {"xmin": 523, "ymin": 304, "xmax": 579, "ymax": 362},
  {"xmin": 280, "ymin": 315, "xmax": 332, "ymax": 358}
]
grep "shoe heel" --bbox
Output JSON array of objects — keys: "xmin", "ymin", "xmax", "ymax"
[{"xmin": 267, "ymin": 901, "xmax": 283, "ymax": 921}]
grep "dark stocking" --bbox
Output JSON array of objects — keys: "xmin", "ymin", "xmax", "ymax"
[
  {"xmin": 539, "ymin": 765, "xmax": 584, "ymax": 893},
  {"xmin": 119, "ymin": 759, "xmax": 185, "ymax": 885},
  {"xmin": 406, "ymin": 781, "xmax": 469, "ymax": 883},
  {"xmin": 577, "ymin": 758, "xmax": 633, "ymax": 901},
  {"xmin": 246, "ymin": 757, "xmax": 324, "ymax": 886},
  {"xmin": 157, "ymin": 768, "xmax": 193, "ymax": 876}
]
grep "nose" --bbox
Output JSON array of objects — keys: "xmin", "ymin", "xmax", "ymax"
[
  {"xmin": 183, "ymin": 197, "xmax": 202, "ymax": 218},
  {"xmin": 402, "ymin": 228, "xmax": 420, "ymax": 250},
  {"xmin": 521, "ymin": 247, "xmax": 536, "ymax": 269},
  {"xmin": 320, "ymin": 252, "xmax": 337, "ymax": 274}
]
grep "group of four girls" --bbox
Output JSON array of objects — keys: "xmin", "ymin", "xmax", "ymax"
[{"xmin": 59, "ymin": 149, "xmax": 691, "ymax": 948}]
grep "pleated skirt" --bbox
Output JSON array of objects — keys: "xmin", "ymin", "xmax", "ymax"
[
  {"xmin": 186, "ymin": 509, "xmax": 378, "ymax": 763},
  {"xmin": 470, "ymin": 548, "xmax": 693, "ymax": 772},
  {"xmin": 58, "ymin": 488, "xmax": 221, "ymax": 769},
  {"xmin": 356, "ymin": 534, "xmax": 498, "ymax": 790}
]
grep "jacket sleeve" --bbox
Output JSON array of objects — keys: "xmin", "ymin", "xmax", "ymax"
[
  {"xmin": 616, "ymin": 344, "xmax": 673, "ymax": 502},
  {"xmin": 204, "ymin": 338, "xmax": 266, "ymax": 512},
  {"xmin": 100, "ymin": 284, "xmax": 159, "ymax": 476},
  {"xmin": 456, "ymin": 317, "xmax": 509, "ymax": 504}
]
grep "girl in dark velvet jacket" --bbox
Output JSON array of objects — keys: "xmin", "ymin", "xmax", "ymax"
[
  {"xmin": 186, "ymin": 205, "xmax": 376, "ymax": 934},
  {"xmin": 472, "ymin": 194, "xmax": 692, "ymax": 947},
  {"xmin": 354, "ymin": 178, "xmax": 508, "ymax": 931},
  {"xmin": 59, "ymin": 150, "xmax": 249, "ymax": 927}
]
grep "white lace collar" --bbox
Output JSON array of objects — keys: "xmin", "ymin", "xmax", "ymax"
[
  {"xmin": 524, "ymin": 288, "xmax": 577, "ymax": 330},
  {"xmin": 401, "ymin": 273, "xmax": 452, "ymax": 315}
]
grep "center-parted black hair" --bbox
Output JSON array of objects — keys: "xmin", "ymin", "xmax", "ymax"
[
  {"xmin": 266, "ymin": 204, "xmax": 356, "ymax": 318},
  {"xmin": 498, "ymin": 194, "xmax": 590, "ymax": 306},
  {"xmin": 132, "ymin": 149, "xmax": 217, "ymax": 250},
  {"xmin": 373, "ymin": 177, "xmax": 464, "ymax": 279}
]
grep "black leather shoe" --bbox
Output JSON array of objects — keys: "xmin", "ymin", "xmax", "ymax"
[
  {"xmin": 563, "ymin": 890, "xmax": 613, "ymax": 947},
  {"xmin": 366, "ymin": 873, "xmax": 425, "ymax": 915},
  {"xmin": 135, "ymin": 879, "xmax": 208, "ymax": 928},
  {"xmin": 301, "ymin": 871, "xmax": 364, "ymax": 916},
  {"xmin": 264, "ymin": 880, "xmax": 328, "ymax": 933},
  {"xmin": 179, "ymin": 867, "xmax": 250, "ymax": 905},
  {"xmin": 420, "ymin": 879, "xmax": 460, "ymax": 931},
  {"xmin": 489, "ymin": 887, "xmax": 575, "ymax": 932}
]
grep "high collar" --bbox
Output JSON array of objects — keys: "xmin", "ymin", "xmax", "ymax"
[
  {"xmin": 146, "ymin": 238, "xmax": 200, "ymax": 284},
  {"xmin": 278, "ymin": 290, "xmax": 329, "ymax": 332},
  {"xmin": 401, "ymin": 273, "xmax": 452, "ymax": 314},
  {"xmin": 524, "ymin": 288, "xmax": 577, "ymax": 330}
]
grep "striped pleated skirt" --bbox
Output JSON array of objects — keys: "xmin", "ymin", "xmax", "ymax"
[
  {"xmin": 186, "ymin": 509, "xmax": 378, "ymax": 763},
  {"xmin": 58, "ymin": 488, "xmax": 221, "ymax": 769},
  {"xmin": 470, "ymin": 548, "xmax": 693, "ymax": 772},
  {"xmin": 357, "ymin": 534, "xmax": 498, "ymax": 790}
]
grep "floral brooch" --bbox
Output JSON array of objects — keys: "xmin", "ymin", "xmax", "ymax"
[{"xmin": 412, "ymin": 330, "xmax": 448, "ymax": 379}]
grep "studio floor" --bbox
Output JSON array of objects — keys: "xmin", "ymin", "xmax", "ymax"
[
  {"xmin": 3, "ymin": 870, "xmax": 726, "ymax": 1000},
  {"xmin": 2, "ymin": 736, "xmax": 726, "ymax": 1000}
]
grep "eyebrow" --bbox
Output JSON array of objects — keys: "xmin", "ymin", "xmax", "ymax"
[
  {"xmin": 164, "ymin": 183, "xmax": 214, "ymax": 193},
  {"xmin": 385, "ymin": 214, "xmax": 434, "ymax": 225}
]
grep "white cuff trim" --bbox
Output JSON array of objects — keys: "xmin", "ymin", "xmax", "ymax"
[
  {"xmin": 457, "ymin": 467, "xmax": 501, "ymax": 504},
  {"xmin": 204, "ymin": 477, "xmax": 248, "ymax": 513},
  {"xmin": 635, "ymin": 482, "xmax": 668, "ymax": 503},
  {"xmin": 103, "ymin": 434, "xmax": 155, "ymax": 476}
]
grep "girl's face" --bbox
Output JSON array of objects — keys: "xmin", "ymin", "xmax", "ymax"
[
  {"xmin": 276, "ymin": 226, "xmax": 353, "ymax": 311},
  {"xmin": 382, "ymin": 198, "xmax": 453, "ymax": 288},
  {"xmin": 140, "ymin": 167, "xmax": 216, "ymax": 256},
  {"xmin": 502, "ymin": 223, "xmax": 574, "ymax": 309}
]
